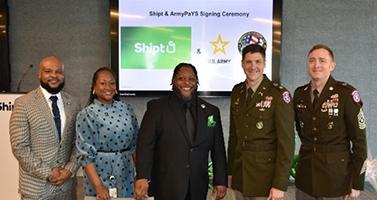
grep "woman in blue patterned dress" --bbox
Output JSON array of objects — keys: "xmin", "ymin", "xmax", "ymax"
[{"xmin": 76, "ymin": 67, "xmax": 139, "ymax": 200}]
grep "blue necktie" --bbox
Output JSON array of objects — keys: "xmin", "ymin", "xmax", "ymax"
[{"xmin": 50, "ymin": 96, "xmax": 61, "ymax": 141}]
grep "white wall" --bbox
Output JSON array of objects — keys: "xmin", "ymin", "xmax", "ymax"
[{"xmin": 0, "ymin": 93, "xmax": 23, "ymax": 200}]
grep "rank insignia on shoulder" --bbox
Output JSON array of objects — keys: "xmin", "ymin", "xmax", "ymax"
[
  {"xmin": 282, "ymin": 91, "xmax": 291, "ymax": 104},
  {"xmin": 352, "ymin": 90, "xmax": 361, "ymax": 103}
]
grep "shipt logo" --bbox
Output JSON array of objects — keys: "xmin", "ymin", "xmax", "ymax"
[
  {"xmin": 237, "ymin": 31, "xmax": 267, "ymax": 53},
  {"xmin": 121, "ymin": 27, "xmax": 191, "ymax": 69}
]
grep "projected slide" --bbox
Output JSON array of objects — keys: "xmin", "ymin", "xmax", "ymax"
[{"xmin": 118, "ymin": 0, "xmax": 274, "ymax": 92}]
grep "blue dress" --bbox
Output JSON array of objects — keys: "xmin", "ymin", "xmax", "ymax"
[{"xmin": 76, "ymin": 99, "xmax": 139, "ymax": 197}]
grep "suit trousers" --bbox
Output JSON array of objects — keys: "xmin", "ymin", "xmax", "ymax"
[
  {"xmin": 21, "ymin": 191, "xmax": 76, "ymax": 200},
  {"xmin": 234, "ymin": 189, "xmax": 267, "ymax": 200},
  {"xmin": 296, "ymin": 188, "xmax": 343, "ymax": 200}
]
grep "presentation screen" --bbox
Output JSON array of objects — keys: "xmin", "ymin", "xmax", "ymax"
[{"xmin": 110, "ymin": 0, "xmax": 282, "ymax": 96}]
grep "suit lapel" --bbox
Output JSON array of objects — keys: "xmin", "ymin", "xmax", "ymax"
[
  {"xmin": 195, "ymin": 98, "xmax": 207, "ymax": 145},
  {"xmin": 61, "ymin": 92, "xmax": 72, "ymax": 141},
  {"xmin": 35, "ymin": 88, "xmax": 60, "ymax": 143},
  {"xmin": 300, "ymin": 84, "xmax": 312, "ymax": 111},
  {"xmin": 238, "ymin": 83, "xmax": 247, "ymax": 109},
  {"xmin": 168, "ymin": 94, "xmax": 192, "ymax": 145}
]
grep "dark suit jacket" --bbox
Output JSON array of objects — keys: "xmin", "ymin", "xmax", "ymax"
[
  {"xmin": 227, "ymin": 75, "xmax": 295, "ymax": 196},
  {"xmin": 9, "ymin": 87, "xmax": 81, "ymax": 199},
  {"xmin": 136, "ymin": 93, "xmax": 227, "ymax": 200},
  {"xmin": 294, "ymin": 76, "xmax": 367, "ymax": 197}
]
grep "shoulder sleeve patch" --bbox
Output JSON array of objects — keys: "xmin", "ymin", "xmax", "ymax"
[
  {"xmin": 282, "ymin": 91, "xmax": 291, "ymax": 104},
  {"xmin": 352, "ymin": 90, "xmax": 361, "ymax": 103}
]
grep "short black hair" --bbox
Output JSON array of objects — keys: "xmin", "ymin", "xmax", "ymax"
[
  {"xmin": 172, "ymin": 63, "xmax": 199, "ymax": 83},
  {"xmin": 242, "ymin": 44, "xmax": 266, "ymax": 60}
]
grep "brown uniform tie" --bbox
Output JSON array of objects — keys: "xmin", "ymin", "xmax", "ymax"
[
  {"xmin": 312, "ymin": 89, "xmax": 319, "ymax": 108},
  {"xmin": 246, "ymin": 88, "xmax": 254, "ymax": 106}
]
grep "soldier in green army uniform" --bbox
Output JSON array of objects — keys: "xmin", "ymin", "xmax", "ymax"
[
  {"xmin": 294, "ymin": 44, "xmax": 367, "ymax": 200},
  {"xmin": 227, "ymin": 44, "xmax": 295, "ymax": 200}
]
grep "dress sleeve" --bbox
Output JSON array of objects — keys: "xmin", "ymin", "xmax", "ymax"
[
  {"xmin": 344, "ymin": 90, "xmax": 367, "ymax": 190},
  {"xmin": 76, "ymin": 108, "xmax": 99, "ymax": 167},
  {"xmin": 272, "ymin": 90, "xmax": 295, "ymax": 191},
  {"xmin": 227, "ymin": 88, "xmax": 238, "ymax": 176},
  {"xmin": 128, "ymin": 104, "xmax": 139, "ymax": 154}
]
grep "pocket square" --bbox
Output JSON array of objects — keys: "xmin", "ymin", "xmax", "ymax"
[{"xmin": 207, "ymin": 115, "xmax": 216, "ymax": 128}]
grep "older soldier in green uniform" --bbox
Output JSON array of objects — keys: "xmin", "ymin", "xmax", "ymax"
[
  {"xmin": 227, "ymin": 44, "xmax": 295, "ymax": 200},
  {"xmin": 293, "ymin": 44, "xmax": 367, "ymax": 200}
]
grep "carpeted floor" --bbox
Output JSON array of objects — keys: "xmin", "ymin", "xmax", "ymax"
[{"xmin": 77, "ymin": 177, "xmax": 377, "ymax": 200}]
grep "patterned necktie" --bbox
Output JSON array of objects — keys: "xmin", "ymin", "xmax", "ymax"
[
  {"xmin": 246, "ymin": 88, "xmax": 254, "ymax": 106},
  {"xmin": 312, "ymin": 89, "xmax": 319, "ymax": 108},
  {"xmin": 50, "ymin": 96, "xmax": 61, "ymax": 141},
  {"xmin": 186, "ymin": 102, "xmax": 195, "ymax": 144}
]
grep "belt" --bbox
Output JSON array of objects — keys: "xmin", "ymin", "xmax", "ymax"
[
  {"xmin": 97, "ymin": 147, "xmax": 131, "ymax": 153},
  {"xmin": 238, "ymin": 141, "xmax": 277, "ymax": 152},
  {"xmin": 301, "ymin": 144, "xmax": 350, "ymax": 153}
]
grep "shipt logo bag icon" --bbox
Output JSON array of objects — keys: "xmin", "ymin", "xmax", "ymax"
[{"xmin": 121, "ymin": 26, "xmax": 192, "ymax": 69}]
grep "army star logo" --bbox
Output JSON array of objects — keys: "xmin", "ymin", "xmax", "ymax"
[{"xmin": 210, "ymin": 34, "xmax": 230, "ymax": 55}]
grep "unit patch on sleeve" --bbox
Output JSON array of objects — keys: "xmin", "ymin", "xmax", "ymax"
[
  {"xmin": 352, "ymin": 90, "xmax": 361, "ymax": 103},
  {"xmin": 282, "ymin": 91, "xmax": 291, "ymax": 104}
]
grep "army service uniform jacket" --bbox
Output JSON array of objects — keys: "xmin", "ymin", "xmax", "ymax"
[
  {"xmin": 293, "ymin": 76, "xmax": 367, "ymax": 197},
  {"xmin": 227, "ymin": 75, "xmax": 295, "ymax": 196}
]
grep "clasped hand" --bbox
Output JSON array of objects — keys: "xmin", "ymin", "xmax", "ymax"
[{"xmin": 48, "ymin": 167, "xmax": 72, "ymax": 186}]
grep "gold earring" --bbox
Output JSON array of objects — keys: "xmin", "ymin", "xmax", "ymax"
[
  {"xmin": 92, "ymin": 89, "xmax": 95, "ymax": 95},
  {"xmin": 115, "ymin": 90, "xmax": 118, "ymax": 94}
]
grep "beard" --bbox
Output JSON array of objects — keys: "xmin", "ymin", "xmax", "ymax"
[
  {"xmin": 40, "ymin": 80, "xmax": 65, "ymax": 94},
  {"xmin": 173, "ymin": 84, "xmax": 197, "ymax": 101}
]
